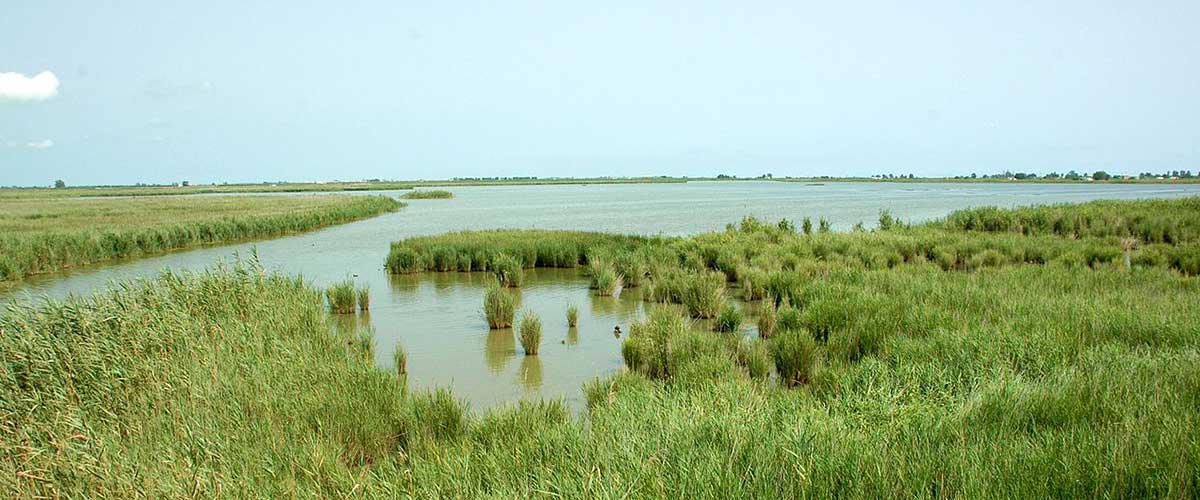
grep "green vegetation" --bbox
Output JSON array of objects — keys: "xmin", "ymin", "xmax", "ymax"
[
  {"xmin": 713, "ymin": 303, "xmax": 743, "ymax": 333},
  {"xmin": 518, "ymin": 311, "xmax": 542, "ymax": 355},
  {"xmin": 586, "ymin": 257, "xmax": 623, "ymax": 295},
  {"xmin": 385, "ymin": 230, "xmax": 655, "ymax": 274},
  {"xmin": 6, "ymin": 197, "xmax": 1200, "ymax": 497},
  {"xmin": 566, "ymin": 303, "xmax": 579, "ymax": 327},
  {"xmin": 0, "ymin": 194, "xmax": 402, "ymax": 284},
  {"xmin": 357, "ymin": 285, "xmax": 371, "ymax": 311},
  {"xmin": 490, "ymin": 253, "xmax": 524, "ymax": 287},
  {"xmin": 400, "ymin": 189, "xmax": 454, "ymax": 199},
  {"xmin": 325, "ymin": 280, "xmax": 359, "ymax": 314},
  {"xmin": 393, "ymin": 344, "xmax": 408, "ymax": 376},
  {"xmin": 482, "ymin": 281, "xmax": 517, "ymax": 329}
]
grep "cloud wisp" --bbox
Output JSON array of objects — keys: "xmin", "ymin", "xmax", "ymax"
[
  {"xmin": 0, "ymin": 71, "xmax": 60, "ymax": 102},
  {"xmin": 25, "ymin": 139, "xmax": 55, "ymax": 150}
]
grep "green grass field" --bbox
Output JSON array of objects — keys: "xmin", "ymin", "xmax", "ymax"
[
  {"xmin": 3, "ymin": 198, "xmax": 1199, "ymax": 497},
  {"xmin": 0, "ymin": 194, "xmax": 402, "ymax": 284}
]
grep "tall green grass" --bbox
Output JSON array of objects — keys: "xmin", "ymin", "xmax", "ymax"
[
  {"xmin": 483, "ymin": 281, "xmax": 517, "ymax": 329},
  {"xmin": 518, "ymin": 311, "xmax": 542, "ymax": 355},
  {"xmin": 326, "ymin": 280, "xmax": 358, "ymax": 314}
]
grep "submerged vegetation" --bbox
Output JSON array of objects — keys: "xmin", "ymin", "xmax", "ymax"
[
  {"xmin": 5, "ymin": 197, "xmax": 1200, "ymax": 496},
  {"xmin": 400, "ymin": 189, "xmax": 454, "ymax": 199},
  {"xmin": 0, "ymin": 194, "xmax": 402, "ymax": 284}
]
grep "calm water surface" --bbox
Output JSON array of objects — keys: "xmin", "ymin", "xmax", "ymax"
[{"xmin": 6, "ymin": 181, "xmax": 1199, "ymax": 410}]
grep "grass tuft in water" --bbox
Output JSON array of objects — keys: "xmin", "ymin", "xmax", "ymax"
[
  {"xmin": 518, "ymin": 311, "xmax": 542, "ymax": 355},
  {"xmin": 566, "ymin": 303, "xmax": 579, "ymax": 327},
  {"xmin": 483, "ymin": 281, "xmax": 517, "ymax": 329},
  {"xmin": 326, "ymin": 280, "xmax": 358, "ymax": 314},
  {"xmin": 492, "ymin": 253, "xmax": 524, "ymax": 287},
  {"xmin": 400, "ymin": 189, "xmax": 454, "ymax": 199},
  {"xmin": 713, "ymin": 303, "xmax": 743, "ymax": 333}
]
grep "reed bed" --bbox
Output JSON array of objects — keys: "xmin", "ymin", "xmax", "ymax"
[
  {"xmin": 0, "ymin": 194, "xmax": 402, "ymax": 284},
  {"xmin": 400, "ymin": 189, "xmax": 454, "ymax": 199}
]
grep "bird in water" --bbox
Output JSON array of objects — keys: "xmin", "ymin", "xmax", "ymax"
[{"xmin": 613, "ymin": 325, "xmax": 622, "ymax": 337}]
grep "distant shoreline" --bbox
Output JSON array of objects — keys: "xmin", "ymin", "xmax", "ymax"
[{"xmin": 3, "ymin": 175, "xmax": 1198, "ymax": 199}]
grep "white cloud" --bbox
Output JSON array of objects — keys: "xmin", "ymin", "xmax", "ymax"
[
  {"xmin": 25, "ymin": 139, "xmax": 55, "ymax": 149},
  {"xmin": 0, "ymin": 71, "xmax": 60, "ymax": 102}
]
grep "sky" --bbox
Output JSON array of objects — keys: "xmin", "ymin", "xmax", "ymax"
[{"xmin": 1, "ymin": 1, "xmax": 1198, "ymax": 186}]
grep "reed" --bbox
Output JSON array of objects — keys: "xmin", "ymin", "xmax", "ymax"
[
  {"xmin": 518, "ymin": 311, "xmax": 542, "ymax": 355},
  {"xmin": 769, "ymin": 328, "xmax": 821, "ymax": 387},
  {"xmin": 483, "ymin": 281, "xmax": 517, "ymax": 329},
  {"xmin": 587, "ymin": 257, "xmax": 624, "ymax": 296},
  {"xmin": 756, "ymin": 299, "xmax": 778, "ymax": 338},
  {"xmin": 357, "ymin": 285, "xmax": 371, "ymax": 311},
  {"xmin": 491, "ymin": 253, "xmax": 524, "ymax": 287},
  {"xmin": 566, "ymin": 304, "xmax": 579, "ymax": 327},
  {"xmin": 400, "ymin": 189, "xmax": 454, "ymax": 199},
  {"xmin": 393, "ymin": 344, "xmax": 408, "ymax": 376},
  {"xmin": 326, "ymin": 280, "xmax": 358, "ymax": 314},
  {"xmin": 713, "ymin": 303, "xmax": 743, "ymax": 333}
]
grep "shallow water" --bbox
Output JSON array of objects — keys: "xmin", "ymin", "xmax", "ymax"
[{"xmin": 5, "ymin": 181, "xmax": 1200, "ymax": 410}]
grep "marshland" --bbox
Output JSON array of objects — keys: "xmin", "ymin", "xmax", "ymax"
[{"xmin": 2, "ymin": 181, "xmax": 1200, "ymax": 497}]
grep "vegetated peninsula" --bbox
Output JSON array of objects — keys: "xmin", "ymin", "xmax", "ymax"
[{"xmin": 0, "ymin": 194, "xmax": 402, "ymax": 284}]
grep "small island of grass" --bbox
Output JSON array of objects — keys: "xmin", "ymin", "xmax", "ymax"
[{"xmin": 400, "ymin": 189, "xmax": 454, "ymax": 200}]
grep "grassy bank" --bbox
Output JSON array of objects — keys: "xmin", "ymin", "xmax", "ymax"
[
  {"xmin": 4, "ymin": 198, "xmax": 1199, "ymax": 497},
  {"xmin": 0, "ymin": 194, "xmax": 402, "ymax": 284}
]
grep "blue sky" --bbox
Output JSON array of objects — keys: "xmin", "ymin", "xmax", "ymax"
[{"xmin": 1, "ymin": 1, "xmax": 1197, "ymax": 186}]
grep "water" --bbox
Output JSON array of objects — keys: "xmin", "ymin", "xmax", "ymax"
[{"xmin": 5, "ymin": 181, "xmax": 1199, "ymax": 410}]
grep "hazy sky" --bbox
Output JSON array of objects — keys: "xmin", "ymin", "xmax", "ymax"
[{"xmin": 1, "ymin": 1, "xmax": 1197, "ymax": 186}]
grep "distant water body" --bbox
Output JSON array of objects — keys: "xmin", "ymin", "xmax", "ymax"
[{"xmin": 6, "ymin": 181, "xmax": 1199, "ymax": 410}]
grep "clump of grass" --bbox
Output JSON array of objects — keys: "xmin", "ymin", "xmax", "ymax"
[
  {"xmin": 588, "ymin": 256, "xmax": 624, "ymax": 296},
  {"xmin": 818, "ymin": 217, "xmax": 832, "ymax": 233},
  {"xmin": 492, "ymin": 253, "xmax": 524, "ymax": 287},
  {"xmin": 735, "ymin": 338, "xmax": 772, "ymax": 381},
  {"xmin": 354, "ymin": 327, "xmax": 376, "ymax": 361},
  {"xmin": 357, "ymin": 285, "xmax": 370, "ymax": 311},
  {"xmin": 393, "ymin": 344, "xmax": 408, "ymax": 376},
  {"xmin": 622, "ymin": 307, "xmax": 690, "ymax": 379},
  {"xmin": 713, "ymin": 303, "xmax": 742, "ymax": 333},
  {"xmin": 518, "ymin": 311, "xmax": 542, "ymax": 355},
  {"xmin": 770, "ymin": 328, "xmax": 821, "ymax": 387},
  {"xmin": 400, "ymin": 189, "xmax": 454, "ymax": 199},
  {"xmin": 566, "ymin": 304, "xmax": 579, "ymax": 327},
  {"xmin": 681, "ymin": 271, "xmax": 726, "ymax": 319},
  {"xmin": 756, "ymin": 299, "xmax": 778, "ymax": 338},
  {"xmin": 483, "ymin": 281, "xmax": 517, "ymax": 329},
  {"xmin": 326, "ymin": 280, "xmax": 358, "ymax": 314}
]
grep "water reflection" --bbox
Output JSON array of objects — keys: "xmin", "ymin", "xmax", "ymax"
[
  {"xmin": 518, "ymin": 355, "xmax": 543, "ymax": 390},
  {"xmin": 566, "ymin": 327, "xmax": 579, "ymax": 346},
  {"xmin": 484, "ymin": 329, "xmax": 517, "ymax": 373}
]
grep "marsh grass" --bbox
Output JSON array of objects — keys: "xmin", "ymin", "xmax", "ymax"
[
  {"xmin": 518, "ymin": 311, "xmax": 542, "ymax": 355},
  {"xmin": 357, "ymin": 285, "xmax": 370, "ymax": 311},
  {"xmin": 587, "ymin": 257, "xmax": 624, "ymax": 296},
  {"xmin": 713, "ymin": 303, "xmax": 743, "ymax": 333},
  {"xmin": 756, "ymin": 299, "xmax": 778, "ymax": 338},
  {"xmin": 491, "ymin": 253, "xmax": 524, "ymax": 287},
  {"xmin": 10, "ymin": 198, "xmax": 1200, "ymax": 497},
  {"xmin": 770, "ymin": 328, "xmax": 821, "ymax": 387},
  {"xmin": 401, "ymin": 189, "xmax": 454, "ymax": 199},
  {"xmin": 483, "ymin": 281, "xmax": 517, "ymax": 329},
  {"xmin": 393, "ymin": 344, "xmax": 408, "ymax": 376},
  {"xmin": 326, "ymin": 280, "xmax": 358, "ymax": 314},
  {"xmin": 566, "ymin": 304, "xmax": 579, "ymax": 327}
]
